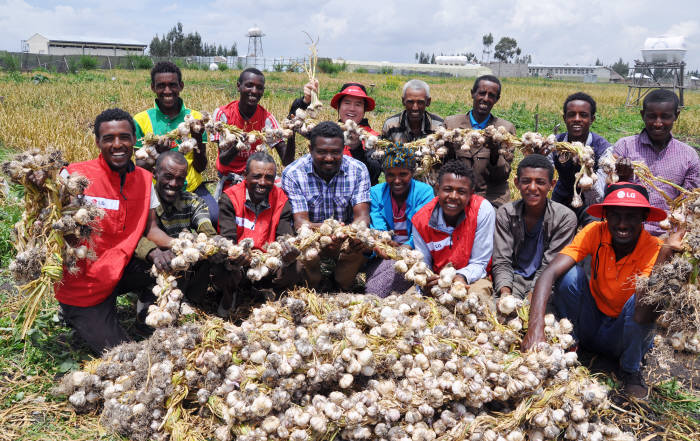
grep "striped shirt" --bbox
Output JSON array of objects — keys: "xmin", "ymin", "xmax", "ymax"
[
  {"xmin": 281, "ymin": 154, "xmax": 371, "ymax": 223},
  {"xmin": 155, "ymin": 191, "xmax": 216, "ymax": 238},
  {"xmin": 613, "ymin": 130, "xmax": 700, "ymax": 236},
  {"xmin": 391, "ymin": 198, "xmax": 409, "ymax": 244}
]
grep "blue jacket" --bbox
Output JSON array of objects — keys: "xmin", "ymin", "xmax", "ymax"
[
  {"xmin": 370, "ymin": 179, "xmax": 434, "ymax": 248},
  {"xmin": 552, "ymin": 131, "xmax": 611, "ymax": 206}
]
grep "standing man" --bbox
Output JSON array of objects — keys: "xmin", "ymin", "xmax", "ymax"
[
  {"xmin": 133, "ymin": 62, "xmax": 218, "ymax": 225},
  {"xmin": 55, "ymin": 108, "xmax": 160, "ymax": 354},
  {"xmin": 412, "ymin": 160, "xmax": 495, "ymax": 297},
  {"xmin": 282, "ymin": 121, "xmax": 371, "ymax": 290},
  {"xmin": 492, "ymin": 154, "xmax": 577, "ymax": 299},
  {"xmin": 214, "ymin": 68, "xmax": 292, "ymax": 195},
  {"xmin": 614, "ymin": 89, "xmax": 700, "ymax": 236},
  {"xmin": 553, "ymin": 92, "xmax": 611, "ymax": 225},
  {"xmin": 444, "ymin": 75, "xmax": 516, "ymax": 208},
  {"xmin": 522, "ymin": 182, "xmax": 684, "ymax": 398},
  {"xmin": 382, "ymin": 79, "xmax": 444, "ymax": 144}
]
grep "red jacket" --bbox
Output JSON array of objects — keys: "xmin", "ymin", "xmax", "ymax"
[
  {"xmin": 223, "ymin": 181, "xmax": 288, "ymax": 250},
  {"xmin": 411, "ymin": 195, "xmax": 485, "ymax": 273},
  {"xmin": 55, "ymin": 156, "xmax": 152, "ymax": 307}
]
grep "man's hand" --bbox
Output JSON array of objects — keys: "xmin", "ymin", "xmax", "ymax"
[
  {"xmin": 280, "ymin": 241, "xmax": 301, "ymax": 265},
  {"xmin": 303, "ymin": 79, "xmax": 320, "ymax": 105},
  {"xmin": 664, "ymin": 224, "xmax": 686, "ymax": 251},
  {"xmin": 454, "ymin": 274, "xmax": 468, "ymax": 285},
  {"xmin": 521, "ymin": 324, "xmax": 546, "ymax": 351},
  {"xmin": 148, "ymin": 248, "xmax": 175, "ymax": 271},
  {"xmin": 155, "ymin": 139, "xmax": 174, "ymax": 154},
  {"xmin": 231, "ymin": 253, "xmax": 251, "ymax": 268},
  {"xmin": 345, "ymin": 131, "xmax": 362, "ymax": 149},
  {"xmin": 615, "ymin": 155, "xmax": 634, "ymax": 182},
  {"xmin": 374, "ymin": 240, "xmax": 400, "ymax": 260},
  {"xmin": 425, "ymin": 274, "xmax": 440, "ymax": 289},
  {"xmin": 499, "ymin": 286, "xmax": 512, "ymax": 297}
]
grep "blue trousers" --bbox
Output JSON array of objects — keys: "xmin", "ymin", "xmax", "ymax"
[
  {"xmin": 194, "ymin": 184, "xmax": 219, "ymax": 228},
  {"xmin": 554, "ymin": 266, "xmax": 655, "ymax": 373}
]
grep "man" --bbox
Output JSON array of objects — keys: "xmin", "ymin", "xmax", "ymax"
[
  {"xmin": 552, "ymin": 92, "xmax": 611, "ymax": 225},
  {"xmin": 492, "ymin": 154, "xmax": 577, "ymax": 299},
  {"xmin": 614, "ymin": 89, "xmax": 700, "ymax": 236},
  {"xmin": 382, "ymin": 79, "xmax": 444, "ymax": 144},
  {"xmin": 54, "ymin": 108, "xmax": 161, "ymax": 354},
  {"xmin": 444, "ymin": 75, "xmax": 516, "ymax": 208},
  {"xmin": 522, "ymin": 182, "xmax": 684, "ymax": 398},
  {"xmin": 282, "ymin": 121, "xmax": 371, "ymax": 290},
  {"xmin": 411, "ymin": 160, "xmax": 495, "ymax": 296},
  {"xmin": 133, "ymin": 62, "xmax": 218, "ymax": 225},
  {"xmin": 366, "ymin": 144, "xmax": 434, "ymax": 297},
  {"xmin": 134, "ymin": 151, "xmax": 217, "ymax": 306},
  {"xmin": 214, "ymin": 68, "xmax": 292, "ymax": 195},
  {"xmin": 216, "ymin": 152, "xmax": 300, "ymax": 312},
  {"xmin": 289, "ymin": 81, "xmax": 382, "ymax": 185}
]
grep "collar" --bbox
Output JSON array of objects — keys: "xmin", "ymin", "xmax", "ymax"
[
  {"xmin": 469, "ymin": 110, "xmax": 491, "ymax": 129},
  {"xmin": 563, "ymin": 131, "xmax": 593, "ymax": 146},
  {"xmin": 154, "ymin": 98, "xmax": 186, "ymax": 120},
  {"xmin": 639, "ymin": 129, "xmax": 674, "ymax": 151},
  {"xmin": 245, "ymin": 188, "xmax": 271, "ymax": 213},
  {"xmin": 400, "ymin": 110, "xmax": 432, "ymax": 135},
  {"xmin": 304, "ymin": 154, "xmax": 347, "ymax": 179},
  {"xmin": 155, "ymin": 190, "xmax": 185, "ymax": 216},
  {"xmin": 429, "ymin": 203, "xmax": 465, "ymax": 233}
]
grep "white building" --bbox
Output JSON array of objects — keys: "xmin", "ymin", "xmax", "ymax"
[
  {"xmin": 336, "ymin": 59, "xmax": 491, "ymax": 78},
  {"xmin": 528, "ymin": 65, "xmax": 612, "ymax": 82},
  {"xmin": 24, "ymin": 33, "xmax": 146, "ymax": 56}
]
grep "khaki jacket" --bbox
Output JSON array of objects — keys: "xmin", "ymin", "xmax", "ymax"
[{"xmin": 444, "ymin": 113, "xmax": 516, "ymax": 208}]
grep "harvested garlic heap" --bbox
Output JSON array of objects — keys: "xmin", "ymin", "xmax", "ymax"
[
  {"xmin": 60, "ymin": 288, "xmax": 632, "ymax": 441},
  {"xmin": 637, "ymin": 192, "xmax": 700, "ymax": 353},
  {"xmin": 135, "ymin": 111, "xmax": 210, "ymax": 166},
  {"xmin": 2, "ymin": 149, "xmax": 104, "ymax": 337},
  {"xmin": 205, "ymin": 119, "xmax": 292, "ymax": 154}
]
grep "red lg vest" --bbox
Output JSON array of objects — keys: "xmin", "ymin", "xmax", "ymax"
[
  {"xmin": 215, "ymin": 101, "xmax": 274, "ymax": 175},
  {"xmin": 411, "ymin": 194, "xmax": 485, "ymax": 273},
  {"xmin": 223, "ymin": 181, "xmax": 288, "ymax": 250},
  {"xmin": 55, "ymin": 156, "xmax": 152, "ymax": 307}
]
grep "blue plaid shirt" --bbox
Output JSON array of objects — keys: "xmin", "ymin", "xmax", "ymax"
[{"xmin": 282, "ymin": 154, "xmax": 371, "ymax": 223}]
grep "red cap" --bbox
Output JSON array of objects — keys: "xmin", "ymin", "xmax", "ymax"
[
  {"xmin": 586, "ymin": 182, "xmax": 667, "ymax": 222},
  {"xmin": 330, "ymin": 85, "xmax": 375, "ymax": 111}
]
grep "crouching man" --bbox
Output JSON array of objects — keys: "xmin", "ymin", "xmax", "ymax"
[
  {"xmin": 55, "ymin": 108, "xmax": 162, "ymax": 354},
  {"xmin": 411, "ymin": 160, "xmax": 495, "ymax": 299},
  {"xmin": 216, "ymin": 152, "xmax": 300, "ymax": 314},
  {"xmin": 522, "ymin": 182, "xmax": 684, "ymax": 398},
  {"xmin": 134, "ymin": 150, "xmax": 217, "ymax": 310}
]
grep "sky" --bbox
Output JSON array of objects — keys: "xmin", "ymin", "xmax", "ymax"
[{"xmin": 1, "ymin": 0, "xmax": 698, "ymax": 70}]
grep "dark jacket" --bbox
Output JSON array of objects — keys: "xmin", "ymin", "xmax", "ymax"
[
  {"xmin": 382, "ymin": 110, "xmax": 444, "ymax": 144},
  {"xmin": 492, "ymin": 198, "xmax": 577, "ymax": 293}
]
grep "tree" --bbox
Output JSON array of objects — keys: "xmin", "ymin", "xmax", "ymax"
[
  {"xmin": 482, "ymin": 33, "xmax": 494, "ymax": 62},
  {"xmin": 595, "ymin": 58, "xmax": 603, "ymax": 66},
  {"xmin": 494, "ymin": 37, "xmax": 521, "ymax": 63},
  {"xmin": 611, "ymin": 57, "xmax": 629, "ymax": 77},
  {"xmin": 148, "ymin": 22, "xmax": 237, "ymax": 57},
  {"xmin": 430, "ymin": 53, "xmax": 436, "ymax": 64}
]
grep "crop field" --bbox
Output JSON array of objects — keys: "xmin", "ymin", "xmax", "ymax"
[{"xmin": 0, "ymin": 69, "xmax": 699, "ymax": 440}]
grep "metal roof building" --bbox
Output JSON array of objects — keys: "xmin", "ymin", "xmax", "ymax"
[{"xmin": 24, "ymin": 33, "xmax": 147, "ymax": 56}]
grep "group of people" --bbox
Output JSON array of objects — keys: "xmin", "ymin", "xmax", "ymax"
[{"xmin": 54, "ymin": 61, "xmax": 699, "ymax": 399}]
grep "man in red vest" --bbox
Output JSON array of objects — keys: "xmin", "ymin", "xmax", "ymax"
[
  {"xmin": 216, "ymin": 152, "xmax": 299, "ymax": 314},
  {"xmin": 53, "ymin": 108, "xmax": 166, "ymax": 354},
  {"xmin": 412, "ymin": 160, "xmax": 495, "ymax": 296}
]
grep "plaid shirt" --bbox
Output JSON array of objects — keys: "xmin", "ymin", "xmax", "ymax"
[
  {"xmin": 281, "ymin": 154, "xmax": 371, "ymax": 223},
  {"xmin": 614, "ymin": 130, "xmax": 700, "ymax": 236}
]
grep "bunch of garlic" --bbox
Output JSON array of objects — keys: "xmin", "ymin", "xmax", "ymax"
[
  {"xmin": 598, "ymin": 153, "xmax": 619, "ymax": 185},
  {"xmin": 206, "ymin": 120, "xmax": 253, "ymax": 152},
  {"xmin": 340, "ymin": 119, "xmax": 380, "ymax": 150},
  {"xmin": 281, "ymin": 105, "xmax": 322, "ymax": 136},
  {"xmin": 138, "ymin": 112, "xmax": 210, "ymax": 162},
  {"xmin": 520, "ymin": 132, "xmax": 557, "ymax": 157}
]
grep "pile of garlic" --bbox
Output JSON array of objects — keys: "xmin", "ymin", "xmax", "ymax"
[
  {"xmin": 135, "ymin": 112, "xmax": 210, "ymax": 166},
  {"xmin": 60, "ymin": 287, "xmax": 633, "ymax": 441}
]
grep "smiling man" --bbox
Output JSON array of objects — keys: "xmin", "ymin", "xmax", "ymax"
[
  {"xmin": 411, "ymin": 160, "xmax": 495, "ymax": 297},
  {"xmin": 382, "ymin": 79, "xmax": 444, "ymax": 144},
  {"xmin": 614, "ymin": 89, "xmax": 700, "ymax": 236},
  {"xmin": 522, "ymin": 182, "xmax": 684, "ymax": 398},
  {"xmin": 444, "ymin": 75, "xmax": 516, "ymax": 208},
  {"xmin": 213, "ymin": 68, "xmax": 291, "ymax": 195},
  {"xmin": 552, "ymin": 92, "xmax": 611, "ymax": 225},
  {"xmin": 492, "ymin": 154, "xmax": 577, "ymax": 299}
]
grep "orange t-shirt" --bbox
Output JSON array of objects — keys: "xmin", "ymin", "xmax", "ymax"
[{"xmin": 560, "ymin": 221, "xmax": 661, "ymax": 317}]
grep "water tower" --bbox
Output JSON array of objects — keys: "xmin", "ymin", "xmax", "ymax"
[
  {"xmin": 625, "ymin": 36, "xmax": 686, "ymax": 107},
  {"xmin": 246, "ymin": 26, "xmax": 264, "ymax": 58}
]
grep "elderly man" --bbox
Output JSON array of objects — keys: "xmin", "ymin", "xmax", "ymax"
[
  {"xmin": 522, "ymin": 182, "xmax": 684, "ymax": 398},
  {"xmin": 213, "ymin": 68, "xmax": 292, "ymax": 196},
  {"xmin": 444, "ymin": 75, "xmax": 516, "ymax": 208},
  {"xmin": 366, "ymin": 144, "xmax": 434, "ymax": 297},
  {"xmin": 54, "ymin": 108, "xmax": 162, "ymax": 354},
  {"xmin": 216, "ymin": 152, "xmax": 300, "ymax": 313},
  {"xmin": 552, "ymin": 92, "xmax": 611, "ymax": 225},
  {"xmin": 614, "ymin": 89, "xmax": 700, "ymax": 236},
  {"xmin": 382, "ymin": 79, "xmax": 444, "ymax": 144},
  {"xmin": 492, "ymin": 154, "xmax": 577, "ymax": 299},
  {"xmin": 133, "ymin": 61, "xmax": 217, "ymax": 224},
  {"xmin": 412, "ymin": 160, "xmax": 495, "ymax": 298},
  {"xmin": 282, "ymin": 121, "xmax": 371, "ymax": 290},
  {"xmin": 289, "ymin": 81, "xmax": 382, "ymax": 185}
]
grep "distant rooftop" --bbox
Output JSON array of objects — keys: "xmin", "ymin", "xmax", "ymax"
[{"xmin": 29, "ymin": 33, "xmax": 146, "ymax": 47}]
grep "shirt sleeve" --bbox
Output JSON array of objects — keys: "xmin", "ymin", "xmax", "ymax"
[
  {"xmin": 682, "ymin": 150, "xmax": 700, "ymax": 190},
  {"xmin": 217, "ymin": 193, "xmax": 238, "ymax": 241},
  {"xmin": 134, "ymin": 118, "xmax": 145, "ymax": 147},
  {"xmin": 350, "ymin": 163, "xmax": 371, "ymax": 206},
  {"xmin": 369, "ymin": 186, "xmax": 389, "ymax": 231},
  {"xmin": 191, "ymin": 196, "xmax": 212, "ymax": 230},
  {"xmin": 281, "ymin": 169, "xmax": 309, "ymax": 214},
  {"xmin": 412, "ymin": 228, "xmax": 433, "ymax": 269},
  {"xmin": 150, "ymin": 185, "xmax": 160, "ymax": 209},
  {"xmin": 559, "ymin": 221, "xmax": 600, "ymax": 263},
  {"xmin": 491, "ymin": 205, "xmax": 515, "ymax": 293},
  {"xmin": 134, "ymin": 237, "xmax": 158, "ymax": 261},
  {"xmin": 456, "ymin": 201, "xmax": 495, "ymax": 284}
]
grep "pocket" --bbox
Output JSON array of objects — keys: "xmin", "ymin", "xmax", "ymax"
[{"xmin": 333, "ymin": 196, "xmax": 351, "ymax": 221}]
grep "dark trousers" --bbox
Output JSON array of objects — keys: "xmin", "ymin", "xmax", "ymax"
[{"xmin": 59, "ymin": 258, "xmax": 154, "ymax": 355}]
